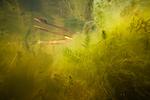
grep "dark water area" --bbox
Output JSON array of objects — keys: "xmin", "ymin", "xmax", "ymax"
[{"xmin": 18, "ymin": 0, "xmax": 41, "ymax": 11}]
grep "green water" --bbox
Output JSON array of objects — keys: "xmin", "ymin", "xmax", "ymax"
[{"xmin": 0, "ymin": 0, "xmax": 150, "ymax": 100}]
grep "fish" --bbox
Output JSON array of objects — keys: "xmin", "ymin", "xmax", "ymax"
[
  {"xmin": 33, "ymin": 17, "xmax": 74, "ymax": 45},
  {"xmin": 34, "ymin": 17, "xmax": 73, "ymax": 34},
  {"xmin": 34, "ymin": 17, "xmax": 48, "ymax": 24}
]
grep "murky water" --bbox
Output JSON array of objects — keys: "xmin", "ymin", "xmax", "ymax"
[{"xmin": 0, "ymin": 0, "xmax": 150, "ymax": 100}]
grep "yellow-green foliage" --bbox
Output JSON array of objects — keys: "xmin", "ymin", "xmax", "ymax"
[
  {"xmin": 52, "ymin": 0, "xmax": 150, "ymax": 99},
  {"xmin": 0, "ymin": 0, "xmax": 150, "ymax": 100}
]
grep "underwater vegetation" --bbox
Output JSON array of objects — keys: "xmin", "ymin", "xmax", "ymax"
[{"xmin": 0, "ymin": 0, "xmax": 150, "ymax": 100}]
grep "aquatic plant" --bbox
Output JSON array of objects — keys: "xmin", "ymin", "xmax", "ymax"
[{"xmin": 0, "ymin": 0, "xmax": 150, "ymax": 100}]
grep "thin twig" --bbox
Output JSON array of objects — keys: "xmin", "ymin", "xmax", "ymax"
[{"xmin": 9, "ymin": 53, "xmax": 18, "ymax": 66}]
